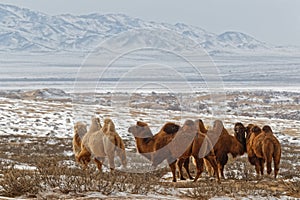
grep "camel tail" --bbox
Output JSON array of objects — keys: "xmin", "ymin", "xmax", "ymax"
[{"xmin": 263, "ymin": 138, "xmax": 274, "ymax": 176}]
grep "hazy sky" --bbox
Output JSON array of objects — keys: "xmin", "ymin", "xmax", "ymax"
[{"xmin": 1, "ymin": 0, "xmax": 300, "ymax": 46}]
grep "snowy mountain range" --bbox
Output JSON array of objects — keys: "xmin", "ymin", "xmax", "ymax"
[{"xmin": 0, "ymin": 3, "xmax": 297, "ymax": 54}]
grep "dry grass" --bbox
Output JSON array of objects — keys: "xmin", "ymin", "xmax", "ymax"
[
  {"xmin": 0, "ymin": 134, "xmax": 299, "ymax": 199},
  {"xmin": 0, "ymin": 156, "xmax": 163, "ymax": 198}
]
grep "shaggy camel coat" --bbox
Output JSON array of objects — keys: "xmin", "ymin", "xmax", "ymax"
[
  {"xmin": 128, "ymin": 121, "xmax": 193, "ymax": 182},
  {"xmin": 251, "ymin": 125, "xmax": 281, "ymax": 178},
  {"xmin": 101, "ymin": 118, "xmax": 127, "ymax": 170},
  {"xmin": 172, "ymin": 120, "xmax": 220, "ymax": 182},
  {"xmin": 207, "ymin": 120, "xmax": 245, "ymax": 178},
  {"xmin": 78, "ymin": 117, "xmax": 103, "ymax": 170},
  {"xmin": 78, "ymin": 117, "xmax": 127, "ymax": 171}
]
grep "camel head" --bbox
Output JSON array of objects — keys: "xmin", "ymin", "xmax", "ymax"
[
  {"xmin": 74, "ymin": 121, "xmax": 87, "ymax": 138},
  {"xmin": 195, "ymin": 119, "xmax": 208, "ymax": 133},
  {"xmin": 234, "ymin": 122, "xmax": 247, "ymax": 151},
  {"xmin": 262, "ymin": 125, "xmax": 273, "ymax": 134},
  {"xmin": 161, "ymin": 122, "xmax": 180, "ymax": 135},
  {"xmin": 128, "ymin": 121, "xmax": 153, "ymax": 139}
]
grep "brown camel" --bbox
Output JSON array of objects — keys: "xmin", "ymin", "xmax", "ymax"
[
  {"xmin": 128, "ymin": 121, "xmax": 194, "ymax": 182},
  {"xmin": 195, "ymin": 119, "xmax": 216, "ymax": 177},
  {"xmin": 73, "ymin": 121, "xmax": 87, "ymax": 163},
  {"xmin": 235, "ymin": 123, "xmax": 265, "ymax": 175},
  {"xmin": 174, "ymin": 119, "xmax": 220, "ymax": 182},
  {"xmin": 236, "ymin": 123, "xmax": 282, "ymax": 178},
  {"xmin": 251, "ymin": 125, "xmax": 281, "ymax": 178},
  {"xmin": 206, "ymin": 120, "xmax": 246, "ymax": 179}
]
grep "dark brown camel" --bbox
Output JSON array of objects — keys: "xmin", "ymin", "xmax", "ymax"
[
  {"xmin": 128, "ymin": 121, "xmax": 193, "ymax": 182},
  {"xmin": 175, "ymin": 120, "xmax": 220, "ymax": 182},
  {"xmin": 206, "ymin": 120, "xmax": 246, "ymax": 179}
]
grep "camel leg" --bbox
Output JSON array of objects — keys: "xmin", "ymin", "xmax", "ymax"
[
  {"xmin": 117, "ymin": 149, "xmax": 127, "ymax": 168},
  {"xmin": 107, "ymin": 153, "xmax": 115, "ymax": 171},
  {"xmin": 193, "ymin": 156, "xmax": 204, "ymax": 182},
  {"xmin": 94, "ymin": 157, "xmax": 104, "ymax": 172},
  {"xmin": 260, "ymin": 158, "xmax": 265, "ymax": 175},
  {"xmin": 205, "ymin": 156, "xmax": 220, "ymax": 183},
  {"xmin": 264, "ymin": 147, "xmax": 272, "ymax": 176},
  {"xmin": 204, "ymin": 158, "xmax": 214, "ymax": 177},
  {"xmin": 77, "ymin": 147, "xmax": 91, "ymax": 169},
  {"xmin": 177, "ymin": 158, "xmax": 186, "ymax": 180},
  {"xmin": 183, "ymin": 157, "xmax": 193, "ymax": 180},
  {"xmin": 219, "ymin": 163, "xmax": 225, "ymax": 179},
  {"xmin": 167, "ymin": 158, "xmax": 177, "ymax": 182},
  {"xmin": 274, "ymin": 155, "xmax": 280, "ymax": 179},
  {"xmin": 254, "ymin": 159, "xmax": 261, "ymax": 178}
]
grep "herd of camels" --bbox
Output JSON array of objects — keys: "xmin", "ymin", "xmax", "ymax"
[{"xmin": 73, "ymin": 117, "xmax": 281, "ymax": 183}]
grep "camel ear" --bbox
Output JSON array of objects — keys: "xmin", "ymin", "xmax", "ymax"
[
  {"xmin": 137, "ymin": 121, "xmax": 148, "ymax": 127},
  {"xmin": 163, "ymin": 123, "xmax": 180, "ymax": 134}
]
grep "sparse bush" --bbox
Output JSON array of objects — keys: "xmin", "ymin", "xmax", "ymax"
[{"xmin": 0, "ymin": 164, "xmax": 41, "ymax": 197}]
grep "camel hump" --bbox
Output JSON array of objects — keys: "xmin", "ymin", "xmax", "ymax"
[
  {"xmin": 235, "ymin": 122, "xmax": 244, "ymax": 127},
  {"xmin": 89, "ymin": 117, "xmax": 102, "ymax": 132},
  {"xmin": 195, "ymin": 119, "xmax": 208, "ymax": 133},
  {"xmin": 195, "ymin": 119, "xmax": 203, "ymax": 124},
  {"xmin": 162, "ymin": 122, "xmax": 180, "ymax": 134},
  {"xmin": 137, "ymin": 121, "xmax": 148, "ymax": 127},
  {"xmin": 262, "ymin": 125, "xmax": 273, "ymax": 134},
  {"xmin": 246, "ymin": 124, "xmax": 254, "ymax": 134},
  {"xmin": 251, "ymin": 125, "xmax": 262, "ymax": 135},
  {"xmin": 104, "ymin": 118, "xmax": 116, "ymax": 132}
]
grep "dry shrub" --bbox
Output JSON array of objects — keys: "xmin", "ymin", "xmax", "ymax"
[
  {"xmin": 0, "ymin": 163, "xmax": 41, "ymax": 197},
  {"xmin": 0, "ymin": 156, "xmax": 162, "ymax": 198}
]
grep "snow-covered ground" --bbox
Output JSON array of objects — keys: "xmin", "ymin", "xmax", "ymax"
[{"xmin": 0, "ymin": 88, "xmax": 299, "ymax": 199}]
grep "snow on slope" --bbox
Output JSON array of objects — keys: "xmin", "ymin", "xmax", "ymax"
[{"xmin": 1, "ymin": 3, "xmax": 297, "ymax": 55}]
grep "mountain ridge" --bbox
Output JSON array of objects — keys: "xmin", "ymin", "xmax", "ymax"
[{"xmin": 0, "ymin": 3, "xmax": 297, "ymax": 55}]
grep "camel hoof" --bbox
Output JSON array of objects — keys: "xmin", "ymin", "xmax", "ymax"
[
  {"xmin": 180, "ymin": 177, "xmax": 186, "ymax": 181},
  {"xmin": 110, "ymin": 168, "xmax": 115, "ymax": 173},
  {"xmin": 172, "ymin": 179, "xmax": 177, "ymax": 182}
]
